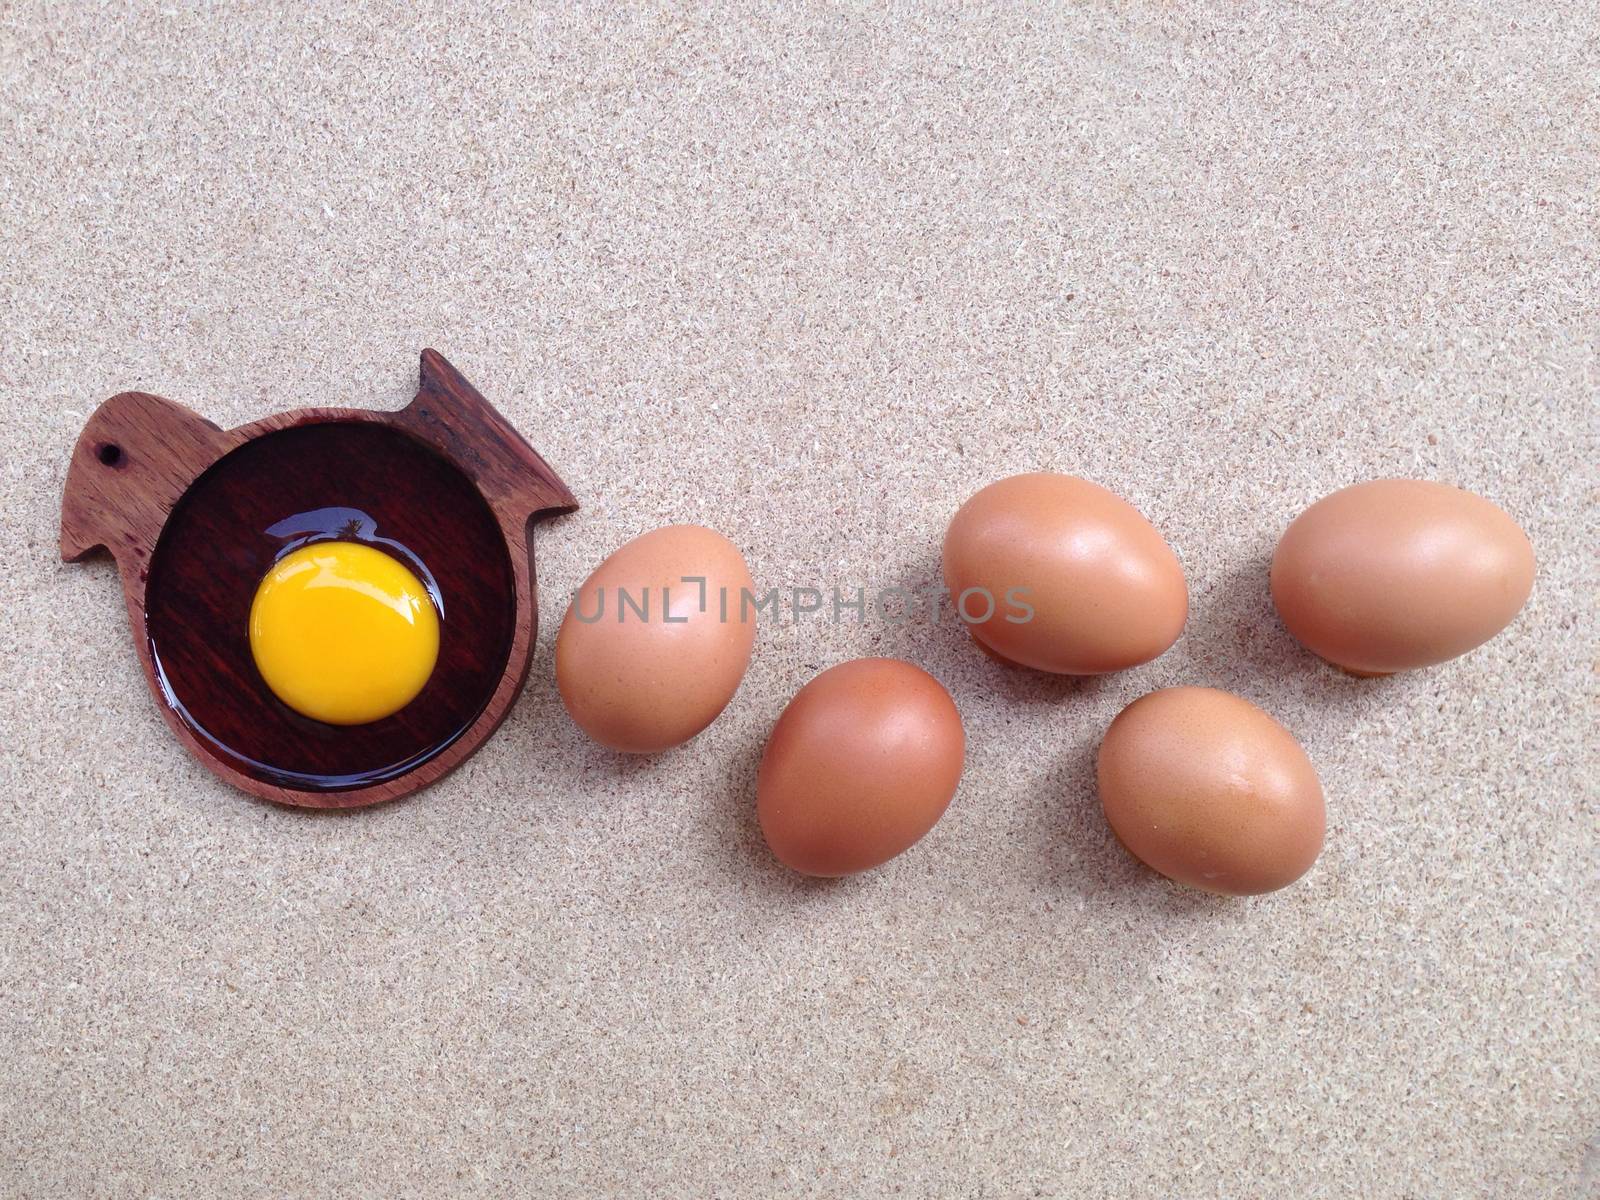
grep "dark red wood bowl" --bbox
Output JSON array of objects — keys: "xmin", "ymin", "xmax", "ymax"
[{"xmin": 60, "ymin": 350, "xmax": 577, "ymax": 809}]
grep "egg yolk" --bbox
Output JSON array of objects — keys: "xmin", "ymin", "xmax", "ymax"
[{"xmin": 248, "ymin": 541, "xmax": 439, "ymax": 726}]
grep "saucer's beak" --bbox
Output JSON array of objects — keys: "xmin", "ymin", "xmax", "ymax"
[{"xmin": 61, "ymin": 391, "xmax": 226, "ymax": 563}]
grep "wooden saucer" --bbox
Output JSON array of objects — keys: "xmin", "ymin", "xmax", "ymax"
[{"xmin": 61, "ymin": 350, "xmax": 577, "ymax": 808}]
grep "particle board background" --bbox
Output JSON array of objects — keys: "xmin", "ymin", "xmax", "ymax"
[{"xmin": 1, "ymin": 4, "xmax": 1596, "ymax": 1197}]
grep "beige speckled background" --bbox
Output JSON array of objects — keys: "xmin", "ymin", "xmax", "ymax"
[{"xmin": 2, "ymin": 3, "xmax": 1596, "ymax": 1197}]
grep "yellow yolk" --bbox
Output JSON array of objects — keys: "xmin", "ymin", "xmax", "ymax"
[{"xmin": 248, "ymin": 541, "xmax": 440, "ymax": 726}]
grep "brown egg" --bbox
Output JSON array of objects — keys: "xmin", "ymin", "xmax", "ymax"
[
  {"xmin": 556, "ymin": 525, "xmax": 756, "ymax": 753},
  {"xmin": 757, "ymin": 658, "xmax": 964, "ymax": 876},
  {"xmin": 1271, "ymin": 480, "xmax": 1535, "ymax": 675},
  {"xmin": 942, "ymin": 473, "xmax": 1187, "ymax": 674},
  {"xmin": 1097, "ymin": 687, "xmax": 1325, "ymax": 895}
]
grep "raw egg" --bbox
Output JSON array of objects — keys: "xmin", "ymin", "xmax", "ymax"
[
  {"xmin": 757, "ymin": 658, "xmax": 965, "ymax": 876},
  {"xmin": 1271, "ymin": 480, "xmax": 1535, "ymax": 675},
  {"xmin": 1096, "ymin": 687, "xmax": 1325, "ymax": 895},
  {"xmin": 943, "ymin": 472, "xmax": 1187, "ymax": 674},
  {"xmin": 556, "ymin": 525, "xmax": 756, "ymax": 753},
  {"xmin": 249, "ymin": 540, "xmax": 440, "ymax": 726}
]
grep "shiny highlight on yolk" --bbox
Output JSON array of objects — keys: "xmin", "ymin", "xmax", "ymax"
[{"xmin": 248, "ymin": 541, "xmax": 440, "ymax": 726}]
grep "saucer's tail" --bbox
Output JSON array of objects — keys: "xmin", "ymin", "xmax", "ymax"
[{"xmin": 402, "ymin": 349, "xmax": 579, "ymax": 521}]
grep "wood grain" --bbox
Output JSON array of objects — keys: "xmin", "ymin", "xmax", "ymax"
[{"xmin": 60, "ymin": 351, "xmax": 578, "ymax": 808}]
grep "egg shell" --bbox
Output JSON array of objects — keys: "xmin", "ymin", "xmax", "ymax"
[
  {"xmin": 556, "ymin": 525, "xmax": 756, "ymax": 753},
  {"xmin": 1270, "ymin": 479, "xmax": 1535, "ymax": 675},
  {"xmin": 1097, "ymin": 687, "xmax": 1325, "ymax": 896},
  {"xmin": 757, "ymin": 658, "xmax": 965, "ymax": 877},
  {"xmin": 942, "ymin": 472, "xmax": 1187, "ymax": 674}
]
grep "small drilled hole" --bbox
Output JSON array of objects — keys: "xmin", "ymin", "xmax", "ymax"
[{"xmin": 97, "ymin": 443, "xmax": 123, "ymax": 466}]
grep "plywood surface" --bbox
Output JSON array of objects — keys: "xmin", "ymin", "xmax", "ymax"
[{"xmin": 1, "ymin": 4, "xmax": 1595, "ymax": 1196}]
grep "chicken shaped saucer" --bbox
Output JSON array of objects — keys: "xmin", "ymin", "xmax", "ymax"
[{"xmin": 60, "ymin": 350, "xmax": 577, "ymax": 808}]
